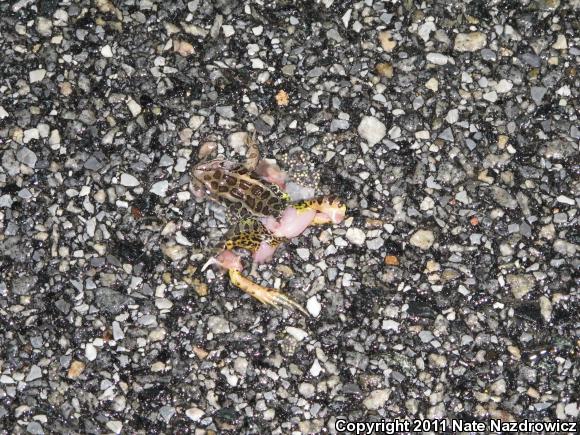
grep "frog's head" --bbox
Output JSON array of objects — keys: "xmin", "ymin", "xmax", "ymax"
[
  {"xmin": 192, "ymin": 159, "xmax": 224, "ymax": 183},
  {"xmin": 191, "ymin": 159, "xmax": 232, "ymax": 196}
]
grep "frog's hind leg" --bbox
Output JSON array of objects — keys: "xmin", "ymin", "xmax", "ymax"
[
  {"xmin": 228, "ymin": 269, "xmax": 309, "ymax": 316},
  {"xmin": 292, "ymin": 196, "xmax": 347, "ymax": 225},
  {"xmin": 221, "ymin": 218, "xmax": 307, "ymax": 315},
  {"xmin": 223, "ymin": 218, "xmax": 285, "ymax": 252}
]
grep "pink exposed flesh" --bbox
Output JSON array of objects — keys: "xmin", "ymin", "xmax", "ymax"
[
  {"xmin": 318, "ymin": 206, "xmax": 346, "ymax": 224},
  {"xmin": 256, "ymin": 160, "xmax": 286, "ymax": 189},
  {"xmin": 216, "ymin": 250, "xmax": 243, "ymax": 271},
  {"xmin": 262, "ymin": 207, "xmax": 317, "ymax": 238},
  {"xmin": 253, "ymin": 241, "xmax": 278, "ymax": 264}
]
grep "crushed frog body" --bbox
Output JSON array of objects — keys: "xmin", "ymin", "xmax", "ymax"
[{"xmin": 191, "ymin": 133, "xmax": 346, "ymax": 315}]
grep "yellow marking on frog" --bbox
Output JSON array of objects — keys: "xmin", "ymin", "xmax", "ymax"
[{"xmin": 228, "ymin": 269, "xmax": 309, "ymax": 315}]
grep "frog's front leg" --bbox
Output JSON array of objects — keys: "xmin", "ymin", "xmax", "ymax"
[
  {"xmin": 209, "ymin": 219, "xmax": 308, "ymax": 315},
  {"xmin": 243, "ymin": 131, "xmax": 260, "ymax": 171},
  {"xmin": 293, "ymin": 196, "xmax": 347, "ymax": 225}
]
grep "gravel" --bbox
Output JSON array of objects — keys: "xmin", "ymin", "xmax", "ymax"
[{"xmin": 1, "ymin": 0, "xmax": 578, "ymax": 433}]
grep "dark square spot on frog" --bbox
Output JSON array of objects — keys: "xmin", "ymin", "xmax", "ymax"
[
  {"xmin": 210, "ymin": 181, "xmax": 219, "ymax": 190},
  {"xmin": 238, "ymin": 179, "xmax": 252, "ymax": 191},
  {"xmin": 218, "ymin": 185, "xmax": 229, "ymax": 193},
  {"xmin": 254, "ymin": 200, "xmax": 265, "ymax": 214},
  {"xmin": 230, "ymin": 188, "xmax": 245, "ymax": 200},
  {"xmin": 246, "ymin": 196, "xmax": 255, "ymax": 208},
  {"xmin": 268, "ymin": 197, "xmax": 283, "ymax": 208},
  {"xmin": 224, "ymin": 174, "xmax": 237, "ymax": 186},
  {"xmin": 251, "ymin": 185, "xmax": 263, "ymax": 197}
]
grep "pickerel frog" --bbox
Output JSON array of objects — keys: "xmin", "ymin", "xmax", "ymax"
[{"xmin": 191, "ymin": 134, "xmax": 346, "ymax": 315}]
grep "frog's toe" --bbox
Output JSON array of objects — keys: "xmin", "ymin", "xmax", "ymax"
[
  {"xmin": 265, "ymin": 290, "xmax": 309, "ymax": 316},
  {"xmin": 228, "ymin": 269, "xmax": 309, "ymax": 316}
]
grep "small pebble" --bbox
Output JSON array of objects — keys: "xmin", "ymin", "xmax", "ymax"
[
  {"xmin": 127, "ymin": 98, "xmax": 142, "ymax": 117},
  {"xmin": 363, "ymin": 389, "xmax": 391, "ymax": 410},
  {"xmin": 454, "ymin": 32, "xmax": 487, "ymax": 51},
  {"xmin": 120, "ymin": 173, "xmax": 140, "ymax": 187},
  {"xmin": 410, "ymin": 229, "xmax": 435, "ymax": 250},
  {"xmin": 101, "ymin": 44, "xmax": 113, "ymax": 57},
  {"xmin": 358, "ymin": 116, "xmax": 386, "ymax": 146},
  {"xmin": 85, "ymin": 343, "xmax": 97, "ymax": 361},
  {"xmin": 306, "ymin": 296, "xmax": 321, "ymax": 317},
  {"xmin": 346, "ymin": 227, "xmax": 366, "ymax": 245},
  {"xmin": 150, "ymin": 180, "xmax": 169, "ymax": 197},
  {"xmin": 425, "ymin": 77, "xmax": 439, "ymax": 91},
  {"xmin": 186, "ymin": 407, "xmax": 205, "ymax": 422},
  {"xmin": 29, "ymin": 69, "xmax": 46, "ymax": 83}
]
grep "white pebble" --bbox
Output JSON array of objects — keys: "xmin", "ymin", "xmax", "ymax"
[
  {"xmin": 556, "ymin": 195, "xmax": 575, "ymax": 205},
  {"xmin": 156, "ymin": 298, "xmax": 173, "ymax": 310},
  {"xmin": 539, "ymin": 296, "xmax": 552, "ymax": 322},
  {"xmin": 357, "ymin": 116, "xmax": 386, "ymax": 146},
  {"xmin": 296, "ymin": 248, "xmax": 310, "ymax": 261},
  {"xmin": 426, "ymin": 53, "xmax": 449, "ymax": 65},
  {"xmin": 309, "ymin": 359, "xmax": 323, "ymax": 377},
  {"xmin": 364, "ymin": 389, "xmax": 391, "ymax": 410},
  {"xmin": 552, "ymin": 34, "xmax": 567, "ymax": 49},
  {"xmin": 454, "ymin": 32, "xmax": 486, "ymax": 52},
  {"xmin": 188, "ymin": 115, "xmax": 205, "ymax": 130},
  {"xmin": 228, "ymin": 131, "xmax": 248, "ymax": 151},
  {"xmin": 222, "ymin": 25, "xmax": 235, "ymax": 37},
  {"xmin": 186, "ymin": 407, "xmax": 205, "ymax": 422},
  {"xmin": 425, "ymin": 77, "xmax": 439, "ymax": 91},
  {"xmin": 86, "ymin": 217, "xmax": 96, "ymax": 237},
  {"xmin": 286, "ymin": 326, "xmax": 308, "ymax": 341},
  {"xmin": 127, "ymin": 98, "xmax": 142, "ymax": 117},
  {"xmin": 306, "ymin": 296, "xmax": 321, "ymax": 317},
  {"xmin": 483, "ymin": 91, "xmax": 498, "ymax": 102},
  {"xmin": 120, "ymin": 173, "xmax": 140, "ymax": 187},
  {"xmin": 175, "ymin": 231, "xmax": 192, "ymax": 246},
  {"xmin": 415, "ymin": 130, "xmax": 430, "ymax": 139},
  {"xmin": 106, "ymin": 421, "xmax": 123, "ymax": 435},
  {"xmin": 161, "ymin": 243, "xmax": 187, "ymax": 261},
  {"xmin": 85, "ymin": 343, "xmax": 97, "ymax": 361},
  {"xmin": 346, "ymin": 227, "xmax": 366, "ymax": 245},
  {"xmin": 382, "ymin": 319, "xmax": 400, "ymax": 332},
  {"xmin": 48, "ymin": 129, "xmax": 61, "ymax": 146},
  {"xmin": 342, "ymin": 9, "xmax": 352, "ymax": 28},
  {"xmin": 420, "ymin": 196, "xmax": 435, "ymax": 210},
  {"xmin": 23, "ymin": 128, "xmax": 39, "ymax": 143},
  {"xmin": 150, "ymin": 180, "xmax": 169, "ymax": 197},
  {"xmin": 410, "ymin": 229, "xmax": 435, "ymax": 250},
  {"xmin": 29, "ymin": 69, "xmax": 46, "ymax": 83},
  {"xmin": 418, "ymin": 21, "xmax": 436, "ymax": 42},
  {"xmin": 446, "ymin": 108, "xmax": 459, "ymax": 123},
  {"xmin": 101, "ymin": 44, "xmax": 113, "ymax": 58},
  {"xmin": 495, "ymin": 79, "xmax": 513, "ymax": 93}
]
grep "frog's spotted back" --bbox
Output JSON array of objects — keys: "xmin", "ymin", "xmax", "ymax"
[{"xmin": 193, "ymin": 159, "xmax": 289, "ymax": 218}]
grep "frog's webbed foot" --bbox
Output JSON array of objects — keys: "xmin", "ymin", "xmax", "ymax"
[
  {"xmin": 228, "ymin": 269, "xmax": 309, "ymax": 316},
  {"xmin": 243, "ymin": 131, "xmax": 260, "ymax": 171}
]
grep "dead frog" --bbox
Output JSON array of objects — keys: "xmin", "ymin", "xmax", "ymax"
[{"xmin": 190, "ymin": 134, "xmax": 346, "ymax": 315}]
